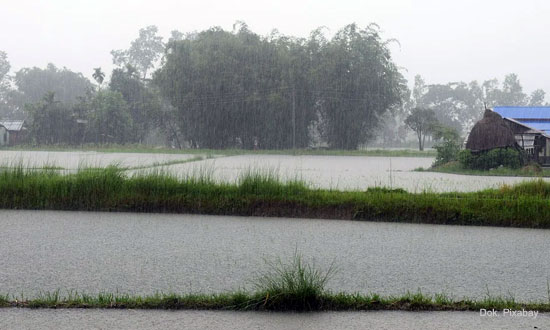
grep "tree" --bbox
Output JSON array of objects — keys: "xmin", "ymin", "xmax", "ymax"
[
  {"xmin": 26, "ymin": 92, "xmax": 79, "ymax": 145},
  {"xmin": 87, "ymin": 90, "xmax": 133, "ymax": 144},
  {"xmin": 405, "ymin": 107, "xmax": 438, "ymax": 151},
  {"xmin": 110, "ymin": 66, "xmax": 161, "ymax": 142},
  {"xmin": 92, "ymin": 67, "xmax": 105, "ymax": 89},
  {"xmin": 500, "ymin": 73, "xmax": 527, "ymax": 105},
  {"xmin": 482, "ymin": 74, "xmax": 528, "ymax": 107},
  {"xmin": 313, "ymin": 24, "xmax": 405, "ymax": 149},
  {"xmin": 155, "ymin": 23, "xmax": 404, "ymax": 150},
  {"xmin": 112, "ymin": 26, "xmax": 164, "ymax": 79},
  {"xmin": 14, "ymin": 64, "xmax": 93, "ymax": 106},
  {"xmin": 0, "ymin": 51, "xmax": 15, "ymax": 117},
  {"xmin": 528, "ymin": 89, "xmax": 546, "ymax": 106},
  {"xmin": 415, "ymin": 80, "xmax": 483, "ymax": 135}
]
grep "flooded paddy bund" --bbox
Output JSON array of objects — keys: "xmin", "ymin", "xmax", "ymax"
[
  {"xmin": 0, "ymin": 150, "xmax": 546, "ymax": 192},
  {"xmin": 1, "ymin": 151, "xmax": 549, "ymax": 328},
  {"xmin": 1, "ymin": 211, "xmax": 549, "ymax": 301}
]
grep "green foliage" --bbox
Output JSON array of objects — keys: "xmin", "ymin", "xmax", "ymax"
[
  {"xmin": 111, "ymin": 25, "xmax": 164, "ymax": 79},
  {"xmin": 459, "ymin": 148, "xmax": 522, "ymax": 170},
  {"xmin": 86, "ymin": 90, "xmax": 133, "ymax": 144},
  {"xmin": 317, "ymin": 24, "xmax": 406, "ymax": 149},
  {"xmin": 252, "ymin": 253, "xmax": 335, "ymax": 311},
  {"xmin": 432, "ymin": 125, "xmax": 461, "ymax": 166},
  {"xmin": 92, "ymin": 67, "xmax": 105, "ymax": 86},
  {"xmin": 109, "ymin": 67, "xmax": 162, "ymax": 142},
  {"xmin": 26, "ymin": 92, "xmax": 80, "ymax": 145},
  {"xmin": 1, "ymin": 165, "xmax": 550, "ymax": 228},
  {"xmin": 404, "ymin": 107, "xmax": 438, "ymax": 151},
  {"xmin": 155, "ymin": 23, "xmax": 404, "ymax": 150},
  {"xmin": 14, "ymin": 63, "xmax": 93, "ymax": 105}
]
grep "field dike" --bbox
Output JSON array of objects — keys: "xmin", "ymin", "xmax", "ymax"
[
  {"xmin": 1, "ymin": 254, "xmax": 549, "ymax": 312},
  {"xmin": 0, "ymin": 165, "xmax": 550, "ymax": 228}
]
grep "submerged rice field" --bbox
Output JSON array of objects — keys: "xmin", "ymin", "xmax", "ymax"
[{"xmin": 0, "ymin": 150, "xmax": 547, "ymax": 193}]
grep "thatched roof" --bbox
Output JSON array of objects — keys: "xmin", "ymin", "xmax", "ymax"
[{"xmin": 465, "ymin": 109, "xmax": 518, "ymax": 152}]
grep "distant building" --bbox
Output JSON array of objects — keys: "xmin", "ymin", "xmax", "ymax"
[
  {"xmin": 0, "ymin": 120, "xmax": 26, "ymax": 146},
  {"xmin": 493, "ymin": 106, "xmax": 550, "ymax": 164},
  {"xmin": 466, "ymin": 107, "xmax": 550, "ymax": 165},
  {"xmin": 0, "ymin": 124, "xmax": 8, "ymax": 146}
]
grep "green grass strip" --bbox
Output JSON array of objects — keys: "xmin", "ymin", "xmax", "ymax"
[
  {"xmin": 417, "ymin": 161, "xmax": 550, "ymax": 178},
  {"xmin": 0, "ymin": 166, "xmax": 550, "ymax": 228},
  {"xmin": 2, "ymin": 252, "xmax": 548, "ymax": 312},
  {"xmin": 1, "ymin": 291, "xmax": 548, "ymax": 312}
]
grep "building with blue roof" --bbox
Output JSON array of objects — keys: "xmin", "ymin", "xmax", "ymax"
[
  {"xmin": 493, "ymin": 106, "xmax": 550, "ymax": 135},
  {"xmin": 491, "ymin": 106, "xmax": 550, "ymax": 164}
]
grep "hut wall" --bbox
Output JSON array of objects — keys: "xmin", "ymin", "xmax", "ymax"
[{"xmin": 0, "ymin": 127, "xmax": 7, "ymax": 146}]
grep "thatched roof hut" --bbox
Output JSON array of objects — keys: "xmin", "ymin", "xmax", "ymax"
[{"xmin": 465, "ymin": 109, "xmax": 518, "ymax": 152}]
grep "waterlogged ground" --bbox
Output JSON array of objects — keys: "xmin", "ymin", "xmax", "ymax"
[
  {"xmin": 0, "ymin": 150, "xmax": 545, "ymax": 192},
  {"xmin": 0, "ymin": 309, "xmax": 546, "ymax": 330},
  {"xmin": 157, "ymin": 154, "xmax": 548, "ymax": 192},
  {"xmin": 1, "ymin": 211, "xmax": 549, "ymax": 301},
  {"xmin": 0, "ymin": 150, "xmax": 201, "ymax": 169}
]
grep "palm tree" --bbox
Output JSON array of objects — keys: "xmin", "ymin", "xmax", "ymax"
[{"xmin": 92, "ymin": 67, "xmax": 105, "ymax": 89}]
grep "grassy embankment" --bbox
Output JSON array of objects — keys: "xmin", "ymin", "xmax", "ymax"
[
  {"xmin": 1, "ymin": 255, "xmax": 549, "ymax": 312},
  {"xmin": 418, "ymin": 161, "xmax": 550, "ymax": 177},
  {"xmin": 5, "ymin": 144, "xmax": 436, "ymax": 158},
  {"xmin": 1, "ymin": 165, "xmax": 550, "ymax": 228}
]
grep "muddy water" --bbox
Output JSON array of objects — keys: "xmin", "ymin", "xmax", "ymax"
[{"xmin": 1, "ymin": 210, "xmax": 548, "ymax": 301}]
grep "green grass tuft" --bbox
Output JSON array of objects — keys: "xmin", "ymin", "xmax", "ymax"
[{"xmin": 250, "ymin": 253, "xmax": 336, "ymax": 311}]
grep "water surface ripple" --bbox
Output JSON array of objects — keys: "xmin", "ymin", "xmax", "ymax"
[
  {"xmin": 0, "ymin": 210, "xmax": 548, "ymax": 301},
  {"xmin": 0, "ymin": 309, "xmax": 547, "ymax": 330}
]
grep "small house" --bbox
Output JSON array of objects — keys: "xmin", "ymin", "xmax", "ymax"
[
  {"xmin": 493, "ymin": 106, "xmax": 550, "ymax": 165},
  {"xmin": 0, "ymin": 120, "xmax": 25, "ymax": 146},
  {"xmin": 465, "ymin": 108, "xmax": 550, "ymax": 165}
]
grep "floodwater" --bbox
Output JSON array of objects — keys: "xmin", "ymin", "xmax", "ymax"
[
  {"xmin": 158, "ymin": 154, "xmax": 546, "ymax": 192},
  {"xmin": 0, "ymin": 309, "xmax": 546, "ymax": 330},
  {"xmin": 1, "ymin": 211, "xmax": 548, "ymax": 301},
  {"xmin": 0, "ymin": 150, "xmax": 199, "ymax": 169},
  {"xmin": 0, "ymin": 150, "xmax": 543, "ymax": 192}
]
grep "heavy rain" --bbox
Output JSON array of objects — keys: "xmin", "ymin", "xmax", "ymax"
[{"xmin": 1, "ymin": 1, "xmax": 550, "ymax": 329}]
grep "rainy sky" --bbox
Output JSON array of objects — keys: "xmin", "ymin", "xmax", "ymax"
[{"xmin": 2, "ymin": 0, "xmax": 550, "ymax": 94}]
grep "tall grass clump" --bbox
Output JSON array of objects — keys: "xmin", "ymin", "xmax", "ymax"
[
  {"xmin": 239, "ymin": 168, "xmax": 308, "ymax": 196},
  {"xmin": 499, "ymin": 179, "xmax": 550, "ymax": 198},
  {"xmin": 251, "ymin": 253, "xmax": 336, "ymax": 311}
]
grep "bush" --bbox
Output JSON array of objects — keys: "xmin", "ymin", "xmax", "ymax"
[
  {"xmin": 433, "ymin": 139, "xmax": 461, "ymax": 167},
  {"xmin": 459, "ymin": 148, "xmax": 522, "ymax": 170}
]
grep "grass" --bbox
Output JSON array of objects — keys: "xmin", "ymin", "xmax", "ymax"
[
  {"xmin": 4, "ymin": 144, "xmax": 437, "ymax": 158},
  {"xmin": 2, "ymin": 291, "xmax": 548, "ymax": 312},
  {"xmin": 1, "ymin": 165, "xmax": 550, "ymax": 228},
  {"xmin": 419, "ymin": 161, "xmax": 550, "ymax": 177},
  {"xmin": 1, "ymin": 254, "xmax": 549, "ymax": 312}
]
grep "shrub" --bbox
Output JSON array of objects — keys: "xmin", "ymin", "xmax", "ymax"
[
  {"xmin": 459, "ymin": 148, "xmax": 522, "ymax": 170},
  {"xmin": 433, "ymin": 139, "xmax": 461, "ymax": 167}
]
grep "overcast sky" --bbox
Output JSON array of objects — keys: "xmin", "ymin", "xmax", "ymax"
[{"xmin": 2, "ymin": 0, "xmax": 550, "ymax": 98}]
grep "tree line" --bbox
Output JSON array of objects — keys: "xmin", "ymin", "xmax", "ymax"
[{"xmin": 0, "ymin": 23, "xmax": 547, "ymax": 149}]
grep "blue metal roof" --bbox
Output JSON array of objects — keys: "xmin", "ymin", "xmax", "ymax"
[
  {"xmin": 520, "ymin": 121, "xmax": 550, "ymax": 134},
  {"xmin": 493, "ymin": 106, "xmax": 550, "ymax": 119}
]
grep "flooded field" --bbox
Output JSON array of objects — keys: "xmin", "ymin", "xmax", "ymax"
[
  {"xmin": 0, "ymin": 150, "xmax": 200, "ymax": 169},
  {"xmin": 157, "ymin": 154, "xmax": 542, "ymax": 192},
  {"xmin": 0, "ymin": 150, "xmax": 545, "ymax": 192},
  {"xmin": 1, "ymin": 210, "xmax": 548, "ymax": 301},
  {"xmin": 0, "ymin": 309, "xmax": 546, "ymax": 330}
]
